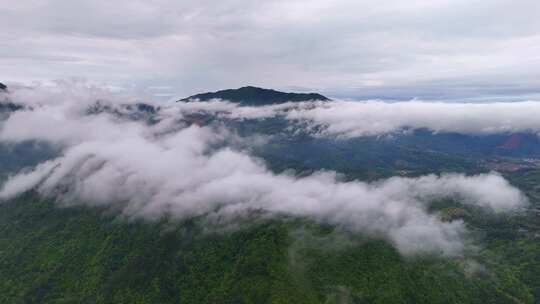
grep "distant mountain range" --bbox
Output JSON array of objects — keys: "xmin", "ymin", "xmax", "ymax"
[
  {"xmin": 0, "ymin": 82, "xmax": 6, "ymax": 91},
  {"xmin": 179, "ymin": 86, "xmax": 330, "ymax": 106}
]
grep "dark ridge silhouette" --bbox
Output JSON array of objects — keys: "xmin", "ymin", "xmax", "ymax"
[
  {"xmin": 0, "ymin": 82, "xmax": 23, "ymax": 112},
  {"xmin": 498, "ymin": 134, "xmax": 522, "ymax": 150},
  {"xmin": 0, "ymin": 103, "xmax": 23, "ymax": 112},
  {"xmin": 179, "ymin": 86, "xmax": 330, "ymax": 106}
]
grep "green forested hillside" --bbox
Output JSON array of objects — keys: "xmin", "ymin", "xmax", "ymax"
[{"xmin": 1, "ymin": 193, "xmax": 537, "ymax": 304}]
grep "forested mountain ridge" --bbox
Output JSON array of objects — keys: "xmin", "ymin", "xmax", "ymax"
[
  {"xmin": 179, "ymin": 86, "xmax": 330, "ymax": 106},
  {"xmin": 1, "ymin": 194, "xmax": 538, "ymax": 304}
]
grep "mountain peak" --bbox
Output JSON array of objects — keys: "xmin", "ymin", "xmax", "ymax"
[
  {"xmin": 179, "ymin": 86, "xmax": 330, "ymax": 106},
  {"xmin": 0, "ymin": 82, "xmax": 7, "ymax": 91}
]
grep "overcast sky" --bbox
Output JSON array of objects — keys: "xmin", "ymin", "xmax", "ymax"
[{"xmin": 1, "ymin": 0, "xmax": 540, "ymax": 99}]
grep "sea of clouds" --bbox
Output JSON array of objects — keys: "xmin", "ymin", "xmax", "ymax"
[
  {"xmin": 0, "ymin": 83, "xmax": 532, "ymax": 256},
  {"xmin": 177, "ymin": 98, "xmax": 540, "ymax": 138}
]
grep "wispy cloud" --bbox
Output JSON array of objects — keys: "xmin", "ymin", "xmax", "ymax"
[{"xmin": 165, "ymin": 98, "xmax": 540, "ymax": 137}]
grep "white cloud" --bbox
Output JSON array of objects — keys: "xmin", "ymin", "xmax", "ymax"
[
  {"xmin": 285, "ymin": 100, "xmax": 540, "ymax": 137},
  {"xmin": 0, "ymin": 84, "xmax": 529, "ymax": 256},
  {"xmin": 173, "ymin": 99, "xmax": 540, "ymax": 137}
]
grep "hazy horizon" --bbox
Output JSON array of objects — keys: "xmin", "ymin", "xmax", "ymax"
[{"xmin": 2, "ymin": 0, "xmax": 540, "ymax": 100}]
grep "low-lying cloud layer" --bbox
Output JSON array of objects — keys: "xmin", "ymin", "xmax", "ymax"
[
  {"xmin": 286, "ymin": 100, "xmax": 540, "ymax": 137},
  {"xmin": 176, "ymin": 99, "xmax": 540, "ymax": 137},
  {"xmin": 0, "ymin": 84, "xmax": 529, "ymax": 256}
]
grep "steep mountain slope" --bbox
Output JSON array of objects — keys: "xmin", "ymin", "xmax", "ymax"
[{"xmin": 0, "ymin": 195, "xmax": 536, "ymax": 304}]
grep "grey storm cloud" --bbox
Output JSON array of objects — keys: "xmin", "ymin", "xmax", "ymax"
[
  {"xmin": 1, "ymin": 0, "xmax": 540, "ymax": 99},
  {"xmin": 0, "ymin": 83, "xmax": 529, "ymax": 256}
]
